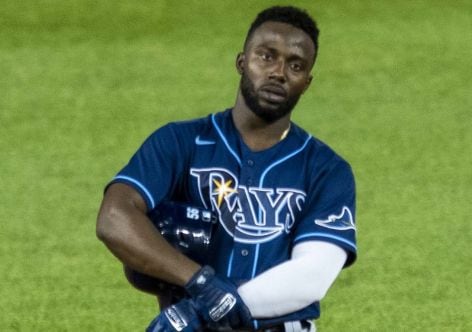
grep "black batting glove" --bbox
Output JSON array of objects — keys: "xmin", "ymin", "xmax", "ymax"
[
  {"xmin": 185, "ymin": 266, "xmax": 254, "ymax": 330},
  {"xmin": 146, "ymin": 299, "xmax": 203, "ymax": 332}
]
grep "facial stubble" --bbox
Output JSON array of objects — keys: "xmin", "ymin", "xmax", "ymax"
[{"xmin": 240, "ymin": 72, "xmax": 301, "ymax": 124}]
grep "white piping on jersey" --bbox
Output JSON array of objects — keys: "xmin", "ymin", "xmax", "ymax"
[
  {"xmin": 258, "ymin": 134, "xmax": 312, "ymax": 186},
  {"xmin": 113, "ymin": 175, "xmax": 156, "ymax": 209},
  {"xmin": 226, "ymin": 249, "xmax": 235, "ymax": 278},
  {"xmin": 250, "ymin": 135, "xmax": 313, "ymax": 278},
  {"xmin": 251, "ymin": 243, "xmax": 261, "ymax": 278},
  {"xmin": 211, "ymin": 114, "xmax": 242, "ymax": 166},
  {"xmin": 294, "ymin": 233, "xmax": 357, "ymax": 252}
]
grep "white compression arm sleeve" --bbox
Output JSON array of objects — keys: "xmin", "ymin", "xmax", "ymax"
[{"xmin": 237, "ymin": 241, "xmax": 347, "ymax": 318}]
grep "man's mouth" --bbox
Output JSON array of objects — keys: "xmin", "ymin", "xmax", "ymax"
[{"xmin": 259, "ymin": 84, "xmax": 287, "ymax": 103}]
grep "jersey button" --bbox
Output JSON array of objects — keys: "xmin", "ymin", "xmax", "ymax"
[
  {"xmin": 247, "ymin": 178, "xmax": 253, "ymax": 185},
  {"xmin": 247, "ymin": 159, "xmax": 254, "ymax": 167},
  {"xmin": 241, "ymin": 249, "xmax": 249, "ymax": 256}
]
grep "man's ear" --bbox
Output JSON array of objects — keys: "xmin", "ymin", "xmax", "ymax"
[{"xmin": 236, "ymin": 52, "xmax": 245, "ymax": 75}]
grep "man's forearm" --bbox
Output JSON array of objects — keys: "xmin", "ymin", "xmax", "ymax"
[{"xmin": 96, "ymin": 183, "xmax": 200, "ymax": 286}]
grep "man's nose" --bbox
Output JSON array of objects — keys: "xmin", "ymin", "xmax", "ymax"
[{"xmin": 268, "ymin": 60, "xmax": 286, "ymax": 82}]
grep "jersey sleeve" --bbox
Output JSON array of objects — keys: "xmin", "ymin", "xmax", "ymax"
[
  {"xmin": 106, "ymin": 124, "xmax": 187, "ymax": 211},
  {"xmin": 293, "ymin": 158, "xmax": 357, "ymax": 267}
]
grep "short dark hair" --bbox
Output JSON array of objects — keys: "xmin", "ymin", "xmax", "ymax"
[{"xmin": 244, "ymin": 6, "xmax": 320, "ymax": 60}]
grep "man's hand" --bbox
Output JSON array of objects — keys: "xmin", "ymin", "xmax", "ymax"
[
  {"xmin": 146, "ymin": 299, "xmax": 202, "ymax": 332},
  {"xmin": 185, "ymin": 266, "xmax": 253, "ymax": 330}
]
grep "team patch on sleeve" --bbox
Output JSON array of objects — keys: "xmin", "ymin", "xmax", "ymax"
[{"xmin": 314, "ymin": 206, "xmax": 355, "ymax": 231}]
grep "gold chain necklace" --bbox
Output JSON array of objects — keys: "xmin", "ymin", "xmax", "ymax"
[{"xmin": 280, "ymin": 124, "xmax": 291, "ymax": 141}]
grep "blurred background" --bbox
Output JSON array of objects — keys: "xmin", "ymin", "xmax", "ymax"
[{"xmin": 1, "ymin": 0, "xmax": 471, "ymax": 330}]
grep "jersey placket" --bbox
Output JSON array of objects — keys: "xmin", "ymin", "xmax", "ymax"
[{"xmin": 228, "ymin": 148, "xmax": 263, "ymax": 281}]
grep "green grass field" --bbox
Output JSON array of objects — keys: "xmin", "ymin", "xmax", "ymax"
[{"xmin": 1, "ymin": 0, "xmax": 471, "ymax": 331}]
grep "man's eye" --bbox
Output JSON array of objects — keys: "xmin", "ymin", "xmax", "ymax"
[
  {"xmin": 291, "ymin": 63, "xmax": 302, "ymax": 72},
  {"xmin": 261, "ymin": 53, "xmax": 272, "ymax": 61}
]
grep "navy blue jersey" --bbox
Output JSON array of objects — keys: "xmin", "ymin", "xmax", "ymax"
[{"xmin": 109, "ymin": 109, "xmax": 357, "ymax": 323}]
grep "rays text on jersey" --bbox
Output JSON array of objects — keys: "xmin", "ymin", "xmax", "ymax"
[{"xmin": 191, "ymin": 168, "xmax": 306, "ymax": 243}]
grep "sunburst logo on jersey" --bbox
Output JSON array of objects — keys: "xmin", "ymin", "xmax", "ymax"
[{"xmin": 212, "ymin": 179, "xmax": 237, "ymax": 207}]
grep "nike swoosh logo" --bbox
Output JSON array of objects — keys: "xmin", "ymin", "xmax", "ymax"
[{"xmin": 195, "ymin": 135, "xmax": 216, "ymax": 145}]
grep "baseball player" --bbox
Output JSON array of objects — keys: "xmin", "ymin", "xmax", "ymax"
[{"xmin": 97, "ymin": 6, "xmax": 357, "ymax": 332}]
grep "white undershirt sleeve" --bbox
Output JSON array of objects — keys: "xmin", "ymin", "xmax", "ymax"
[{"xmin": 237, "ymin": 241, "xmax": 347, "ymax": 318}]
